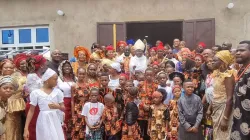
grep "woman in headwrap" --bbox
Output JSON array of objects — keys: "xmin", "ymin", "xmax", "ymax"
[
  {"xmin": 108, "ymin": 62, "xmax": 121, "ymax": 91},
  {"xmin": 116, "ymin": 41, "xmax": 128, "ymax": 63},
  {"xmin": 0, "ymin": 59, "xmax": 26, "ymax": 140},
  {"xmin": 211, "ymin": 50, "xmax": 235, "ymax": 140},
  {"xmin": 149, "ymin": 47, "xmax": 157, "ymax": 59},
  {"xmin": 13, "ymin": 53, "xmax": 28, "ymax": 76},
  {"xmin": 71, "ymin": 46, "xmax": 91, "ymax": 74},
  {"xmin": 24, "ymin": 68, "xmax": 65, "ymax": 140},
  {"xmin": 25, "ymin": 55, "xmax": 47, "ymax": 140},
  {"xmin": 57, "ymin": 60, "xmax": 76, "ymax": 137},
  {"xmin": 0, "ymin": 76, "xmax": 18, "ymax": 140}
]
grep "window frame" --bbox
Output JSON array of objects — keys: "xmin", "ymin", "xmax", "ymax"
[{"xmin": 0, "ymin": 26, "xmax": 50, "ymax": 49}]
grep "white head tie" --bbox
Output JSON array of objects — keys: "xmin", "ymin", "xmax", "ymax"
[{"xmin": 42, "ymin": 68, "xmax": 57, "ymax": 82}]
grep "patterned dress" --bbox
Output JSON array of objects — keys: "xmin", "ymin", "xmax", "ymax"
[
  {"xmin": 231, "ymin": 66, "xmax": 250, "ymax": 140},
  {"xmin": 168, "ymin": 100, "xmax": 179, "ymax": 140},
  {"xmin": 70, "ymin": 84, "xmax": 89, "ymax": 139},
  {"xmin": 148, "ymin": 104, "xmax": 170, "ymax": 140}
]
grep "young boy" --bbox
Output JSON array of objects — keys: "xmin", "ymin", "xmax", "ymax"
[
  {"xmin": 157, "ymin": 71, "xmax": 173, "ymax": 105},
  {"xmin": 138, "ymin": 68, "xmax": 158, "ymax": 140},
  {"xmin": 178, "ymin": 80, "xmax": 204, "ymax": 140},
  {"xmin": 102, "ymin": 94, "xmax": 122, "ymax": 140},
  {"xmin": 99, "ymin": 73, "xmax": 115, "ymax": 103},
  {"xmin": 121, "ymin": 87, "xmax": 142, "ymax": 140},
  {"xmin": 82, "ymin": 88, "xmax": 105, "ymax": 140}
]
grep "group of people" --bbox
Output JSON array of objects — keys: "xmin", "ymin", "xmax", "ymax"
[{"xmin": 0, "ymin": 38, "xmax": 249, "ymax": 140}]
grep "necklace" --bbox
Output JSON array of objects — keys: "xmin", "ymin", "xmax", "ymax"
[{"xmin": 235, "ymin": 63, "xmax": 250, "ymax": 82}]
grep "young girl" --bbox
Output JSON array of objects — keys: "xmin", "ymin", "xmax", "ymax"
[
  {"xmin": 102, "ymin": 94, "xmax": 122, "ymax": 140},
  {"xmin": 82, "ymin": 88, "xmax": 104, "ymax": 140},
  {"xmin": 121, "ymin": 87, "xmax": 142, "ymax": 140},
  {"xmin": 157, "ymin": 71, "xmax": 173, "ymax": 105},
  {"xmin": 169, "ymin": 72, "xmax": 185, "ymax": 97},
  {"xmin": 168, "ymin": 85, "xmax": 182, "ymax": 140},
  {"xmin": 148, "ymin": 89, "xmax": 170, "ymax": 140},
  {"xmin": 24, "ymin": 68, "xmax": 65, "ymax": 140}
]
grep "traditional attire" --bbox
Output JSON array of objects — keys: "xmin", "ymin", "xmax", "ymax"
[
  {"xmin": 72, "ymin": 46, "xmax": 91, "ymax": 73},
  {"xmin": 30, "ymin": 68, "xmax": 65, "ymax": 140},
  {"xmin": 168, "ymin": 100, "xmax": 179, "ymax": 140},
  {"xmin": 212, "ymin": 50, "xmax": 235, "ymax": 140},
  {"xmin": 231, "ymin": 65, "xmax": 250, "ymax": 140},
  {"xmin": 108, "ymin": 62, "xmax": 121, "ymax": 91},
  {"xmin": 70, "ymin": 83, "xmax": 89, "ymax": 139},
  {"xmin": 148, "ymin": 104, "xmax": 170, "ymax": 140},
  {"xmin": 178, "ymin": 94, "xmax": 204, "ymax": 140},
  {"xmin": 129, "ymin": 39, "xmax": 147, "ymax": 74},
  {"xmin": 5, "ymin": 72, "xmax": 26, "ymax": 140}
]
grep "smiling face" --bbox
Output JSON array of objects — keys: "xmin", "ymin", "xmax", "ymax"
[
  {"xmin": 78, "ymin": 51, "xmax": 86, "ymax": 62},
  {"xmin": 62, "ymin": 62, "xmax": 72, "ymax": 75},
  {"xmin": 183, "ymin": 81, "xmax": 194, "ymax": 95},
  {"xmin": 77, "ymin": 68, "xmax": 86, "ymax": 81},
  {"xmin": 19, "ymin": 60, "xmax": 27, "ymax": 72}
]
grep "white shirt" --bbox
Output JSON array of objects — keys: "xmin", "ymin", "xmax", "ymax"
[
  {"xmin": 57, "ymin": 78, "xmax": 74, "ymax": 97},
  {"xmin": 129, "ymin": 55, "xmax": 147, "ymax": 74},
  {"xmin": 108, "ymin": 75, "xmax": 120, "ymax": 91},
  {"xmin": 81, "ymin": 102, "xmax": 104, "ymax": 134},
  {"xmin": 169, "ymin": 58, "xmax": 179, "ymax": 71}
]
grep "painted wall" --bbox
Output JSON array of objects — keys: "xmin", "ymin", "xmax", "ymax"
[{"xmin": 0, "ymin": 0, "xmax": 250, "ymax": 56}]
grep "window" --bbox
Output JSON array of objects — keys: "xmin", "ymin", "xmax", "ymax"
[{"xmin": 0, "ymin": 26, "xmax": 50, "ymax": 50}]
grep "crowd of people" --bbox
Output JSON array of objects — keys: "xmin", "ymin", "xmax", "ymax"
[{"xmin": 0, "ymin": 38, "xmax": 249, "ymax": 140}]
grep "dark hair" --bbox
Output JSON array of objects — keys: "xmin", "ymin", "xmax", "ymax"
[
  {"xmin": 214, "ymin": 45, "xmax": 222, "ymax": 51},
  {"xmin": 239, "ymin": 40, "xmax": 250, "ymax": 50},
  {"xmin": 157, "ymin": 89, "xmax": 167, "ymax": 102},
  {"xmin": 184, "ymin": 58, "xmax": 195, "ymax": 71},
  {"xmin": 164, "ymin": 44, "xmax": 172, "ymax": 50},
  {"xmin": 62, "ymin": 61, "xmax": 76, "ymax": 82},
  {"xmin": 184, "ymin": 79, "xmax": 193, "ymax": 83},
  {"xmin": 145, "ymin": 68, "xmax": 154, "ymax": 73},
  {"xmin": 100, "ymin": 72, "xmax": 109, "ymax": 77},
  {"xmin": 77, "ymin": 67, "xmax": 86, "ymax": 74},
  {"xmin": 90, "ymin": 88, "xmax": 99, "ymax": 94},
  {"xmin": 165, "ymin": 60, "xmax": 175, "ymax": 68},
  {"xmin": 128, "ymin": 87, "xmax": 138, "ymax": 97},
  {"xmin": 125, "ymin": 80, "xmax": 134, "ymax": 86}
]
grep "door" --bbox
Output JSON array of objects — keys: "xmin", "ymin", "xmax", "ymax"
[
  {"xmin": 183, "ymin": 18, "xmax": 215, "ymax": 50},
  {"xmin": 97, "ymin": 22, "xmax": 126, "ymax": 49}
]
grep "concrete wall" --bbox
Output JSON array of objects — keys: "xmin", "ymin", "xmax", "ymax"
[{"xmin": 0, "ymin": 0, "xmax": 250, "ymax": 56}]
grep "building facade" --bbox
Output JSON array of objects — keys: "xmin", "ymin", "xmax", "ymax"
[{"xmin": 0, "ymin": 0, "xmax": 250, "ymax": 56}]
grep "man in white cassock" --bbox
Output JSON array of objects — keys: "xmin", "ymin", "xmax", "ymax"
[{"xmin": 129, "ymin": 39, "xmax": 148, "ymax": 74}]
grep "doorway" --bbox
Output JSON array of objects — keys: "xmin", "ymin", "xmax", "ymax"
[{"xmin": 126, "ymin": 21, "xmax": 183, "ymax": 47}]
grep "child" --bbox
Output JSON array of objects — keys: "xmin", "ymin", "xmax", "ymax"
[
  {"xmin": 148, "ymin": 90, "xmax": 170, "ymax": 140},
  {"xmin": 24, "ymin": 68, "xmax": 65, "ymax": 140},
  {"xmin": 102, "ymin": 94, "xmax": 122, "ymax": 140},
  {"xmin": 178, "ymin": 80, "xmax": 204, "ymax": 140},
  {"xmin": 99, "ymin": 73, "xmax": 115, "ymax": 104},
  {"xmin": 168, "ymin": 85, "xmax": 182, "ymax": 140},
  {"xmin": 82, "ymin": 88, "xmax": 105, "ymax": 140},
  {"xmin": 133, "ymin": 70, "xmax": 143, "ymax": 87},
  {"xmin": 138, "ymin": 68, "xmax": 158, "ymax": 140},
  {"xmin": 157, "ymin": 71, "xmax": 173, "ymax": 105},
  {"xmin": 169, "ymin": 72, "xmax": 185, "ymax": 97},
  {"xmin": 121, "ymin": 87, "xmax": 142, "ymax": 140}
]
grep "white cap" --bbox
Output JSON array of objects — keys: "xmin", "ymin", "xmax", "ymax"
[{"xmin": 134, "ymin": 39, "xmax": 145, "ymax": 50}]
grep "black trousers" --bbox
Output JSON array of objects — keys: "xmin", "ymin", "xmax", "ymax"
[{"xmin": 138, "ymin": 120, "xmax": 150, "ymax": 140}]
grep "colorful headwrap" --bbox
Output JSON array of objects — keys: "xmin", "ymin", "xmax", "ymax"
[
  {"xmin": 198, "ymin": 42, "xmax": 206, "ymax": 48},
  {"xmin": 158, "ymin": 41, "xmax": 163, "ymax": 47},
  {"xmin": 106, "ymin": 45, "xmax": 114, "ymax": 51},
  {"xmin": 180, "ymin": 48, "xmax": 191, "ymax": 55},
  {"xmin": 120, "ymin": 73, "xmax": 129, "ymax": 80},
  {"xmin": 33, "ymin": 55, "xmax": 47, "ymax": 71},
  {"xmin": 157, "ymin": 45, "xmax": 165, "ymax": 51},
  {"xmin": 127, "ymin": 39, "xmax": 135, "ymax": 45},
  {"xmin": 152, "ymin": 61, "xmax": 159, "ymax": 66},
  {"xmin": 195, "ymin": 54, "xmax": 204, "ymax": 62},
  {"xmin": 13, "ymin": 53, "xmax": 28, "ymax": 68},
  {"xmin": 110, "ymin": 62, "xmax": 121, "ymax": 72},
  {"xmin": 152, "ymin": 91, "xmax": 163, "ymax": 98},
  {"xmin": 117, "ymin": 41, "xmax": 127, "ymax": 47},
  {"xmin": 73, "ymin": 46, "xmax": 91, "ymax": 61},
  {"xmin": 150, "ymin": 47, "xmax": 157, "ymax": 51},
  {"xmin": 172, "ymin": 85, "xmax": 182, "ymax": 93},
  {"xmin": 215, "ymin": 50, "xmax": 234, "ymax": 66},
  {"xmin": 0, "ymin": 76, "xmax": 18, "ymax": 90},
  {"xmin": 101, "ymin": 59, "xmax": 113, "ymax": 67},
  {"xmin": 41, "ymin": 68, "xmax": 57, "ymax": 82}
]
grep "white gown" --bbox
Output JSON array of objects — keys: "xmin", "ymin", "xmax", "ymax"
[{"xmin": 30, "ymin": 88, "xmax": 65, "ymax": 140}]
